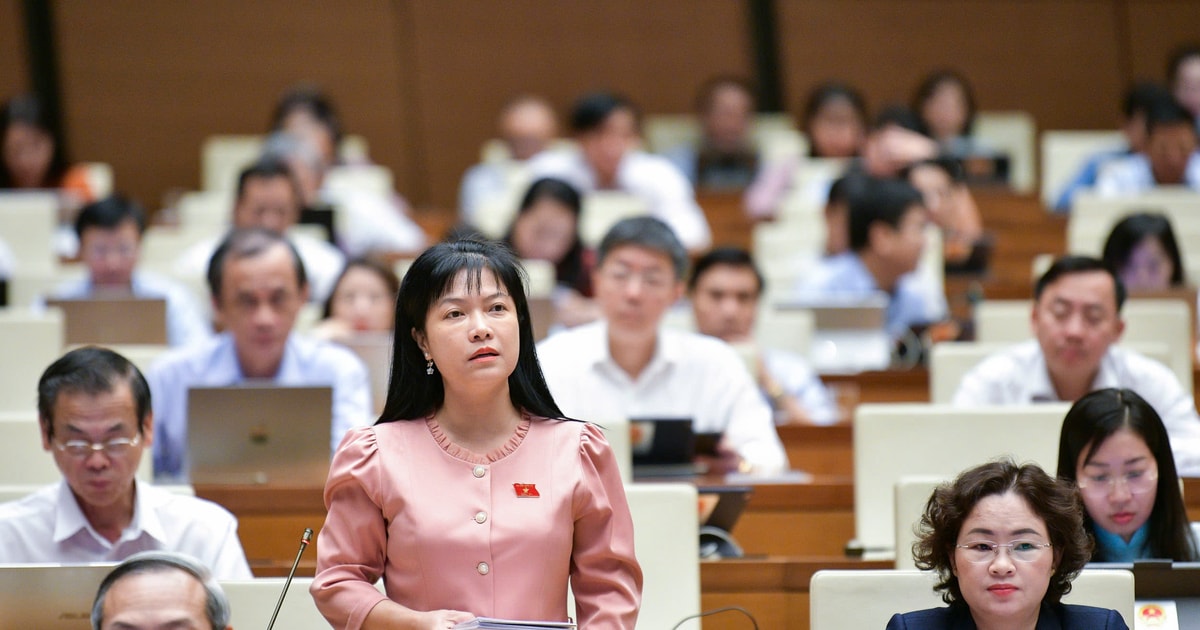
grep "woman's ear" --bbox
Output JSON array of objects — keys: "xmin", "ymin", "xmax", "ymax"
[{"xmin": 411, "ymin": 328, "xmax": 429, "ymax": 357}]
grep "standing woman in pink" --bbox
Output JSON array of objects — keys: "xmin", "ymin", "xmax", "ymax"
[{"xmin": 311, "ymin": 238, "xmax": 642, "ymax": 629}]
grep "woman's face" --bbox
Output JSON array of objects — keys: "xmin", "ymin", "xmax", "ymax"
[
  {"xmin": 1120, "ymin": 236, "xmax": 1176, "ymax": 292},
  {"xmin": 808, "ymin": 97, "xmax": 865, "ymax": 158},
  {"xmin": 415, "ymin": 268, "xmax": 520, "ymax": 390},
  {"xmin": 922, "ymin": 81, "xmax": 970, "ymax": 142},
  {"xmin": 330, "ymin": 266, "xmax": 395, "ymax": 333},
  {"xmin": 281, "ymin": 109, "xmax": 336, "ymax": 167},
  {"xmin": 2, "ymin": 122, "xmax": 54, "ymax": 188},
  {"xmin": 1076, "ymin": 427, "xmax": 1158, "ymax": 541},
  {"xmin": 952, "ymin": 492, "xmax": 1056, "ymax": 629},
  {"xmin": 510, "ymin": 198, "xmax": 577, "ymax": 264},
  {"xmin": 907, "ymin": 163, "xmax": 954, "ymax": 226}
]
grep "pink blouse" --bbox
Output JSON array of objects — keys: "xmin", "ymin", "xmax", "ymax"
[{"xmin": 310, "ymin": 416, "xmax": 642, "ymax": 629}]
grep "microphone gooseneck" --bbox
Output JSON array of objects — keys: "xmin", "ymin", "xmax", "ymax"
[{"xmin": 266, "ymin": 527, "xmax": 313, "ymax": 630}]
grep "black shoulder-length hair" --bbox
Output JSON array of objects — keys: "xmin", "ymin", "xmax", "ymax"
[
  {"xmin": 378, "ymin": 238, "xmax": 564, "ymax": 424},
  {"xmin": 1057, "ymin": 388, "xmax": 1199, "ymax": 562}
]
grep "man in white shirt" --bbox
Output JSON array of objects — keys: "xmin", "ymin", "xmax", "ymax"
[
  {"xmin": 1096, "ymin": 96, "xmax": 1200, "ymax": 195},
  {"xmin": 176, "ymin": 159, "xmax": 345, "ymax": 302},
  {"xmin": 0, "ymin": 347, "xmax": 251, "ymax": 579},
  {"xmin": 689, "ymin": 246, "xmax": 838, "ymax": 425},
  {"xmin": 92, "ymin": 551, "xmax": 233, "ymax": 630},
  {"xmin": 49, "ymin": 196, "xmax": 210, "ymax": 347},
  {"xmin": 151, "ymin": 228, "xmax": 371, "ymax": 481},
  {"xmin": 536, "ymin": 217, "xmax": 787, "ymax": 474},
  {"xmin": 953, "ymin": 255, "xmax": 1200, "ymax": 473},
  {"xmin": 526, "ymin": 92, "xmax": 713, "ymax": 251},
  {"xmin": 459, "ymin": 95, "xmax": 559, "ymax": 226}
]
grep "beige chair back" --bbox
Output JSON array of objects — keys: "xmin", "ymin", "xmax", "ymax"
[
  {"xmin": 579, "ymin": 193, "xmax": 648, "ymax": 248},
  {"xmin": 0, "ymin": 418, "xmax": 154, "ymax": 484},
  {"xmin": 854, "ymin": 403, "xmax": 1071, "ymax": 549},
  {"xmin": 894, "ymin": 475, "xmax": 945, "ymax": 569},
  {"xmin": 0, "ymin": 192, "xmax": 59, "ymax": 274},
  {"xmin": 1039, "ymin": 130, "xmax": 1124, "ymax": 208},
  {"xmin": 974, "ymin": 110, "xmax": 1037, "ymax": 193},
  {"xmin": 0, "ymin": 308, "xmax": 63, "ymax": 412},
  {"xmin": 222, "ymin": 577, "xmax": 328, "ymax": 629},
  {"xmin": 810, "ymin": 568, "xmax": 1134, "ymax": 629}
]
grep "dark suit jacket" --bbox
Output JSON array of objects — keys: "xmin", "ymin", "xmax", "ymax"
[{"xmin": 885, "ymin": 602, "xmax": 1128, "ymax": 629}]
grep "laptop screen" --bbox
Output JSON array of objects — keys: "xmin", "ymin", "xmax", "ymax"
[{"xmin": 0, "ymin": 563, "xmax": 115, "ymax": 629}]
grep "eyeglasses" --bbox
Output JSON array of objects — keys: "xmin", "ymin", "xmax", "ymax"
[
  {"xmin": 601, "ymin": 267, "xmax": 673, "ymax": 291},
  {"xmin": 54, "ymin": 434, "xmax": 141, "ymax": 458},
  {"xmin": 955, "ymin": 540, "xmax": 1052, "ymax": 564},
  {"xmin": 1076, "ymin": 468, "xmax": 1158, "ymax": 497}
]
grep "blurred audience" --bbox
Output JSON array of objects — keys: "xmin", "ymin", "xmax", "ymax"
[
  {"xmin": 689, "ymin": 247, "xmax": 838, "ymax": 425},
  {"xmin": 527, "ymin": 91, "xmax": 712, "ymax": 251},
  {"xmin": 1054, "ymin": 83, "xmax": 1173, "ymax": 212},
  {"xmin": 1096, "ymin": 95, "xmax": 1200, "ymax": 194},
  {"xmin": 912, "ymin": 69, "xmax": 988, "ymax": 158},
  {"xmin": 176, "ymin": 158, "xmax": 345, "ymax": 302},
  {"xmin": 458, "ymin": 95, "xmax": 559, "ymax": 225},
  {"xmin": 48, "ymin": 196, "xmax": 210, "ymax": 347},
  {"xmin": 901, "ymin": 157, "xmax": 985, "ymax": 269},
  {"xmin": 664, "ymin": 76, "xmax": 759, "ymax": 190},
  {"xmin": 1169, "ymin": 44, "xmax": 1200, "ymax": 132},
  {"xmin": 310, "ymin": 257, "xmax": 400, "ymax": 342},
  {"xmin": 1102, "ymin": 212, "xmax": 1185, "ymax": 292}
]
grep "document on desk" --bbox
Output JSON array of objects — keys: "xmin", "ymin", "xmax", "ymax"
[{"xmin": 453, "ymin": 619, "xmax": 575, "ymax": 629}]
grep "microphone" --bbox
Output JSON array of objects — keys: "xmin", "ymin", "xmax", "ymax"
[{"xmin": 266, "ymin": 527, "xmax": 313, "ymax": 630}]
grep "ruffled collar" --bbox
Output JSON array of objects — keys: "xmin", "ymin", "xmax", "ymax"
[{"xmin": 425, "ymin": 414, "xmax": 532, "ymax": 465}]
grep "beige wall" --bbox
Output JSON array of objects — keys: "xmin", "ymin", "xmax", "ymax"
[{"xmin": 17, "ymin": 0, "xmax": 1200, "ymax": 217}]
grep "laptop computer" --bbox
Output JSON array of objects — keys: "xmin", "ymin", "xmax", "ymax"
[
  {"xmin": 630, "ymin": 418, "xmax": 720, "ymax": 478},
  {"xmin": 336, "ymin": 332, "xmax": 393, "ymax": 416},
  {"xmin": 186, "ymin": 384, "xmax": 333, "ymax": 485},
  {"xmin": 46, "ymin": 297, "xmax": 168, "ymax": 345},
  {"xmin": 776, "ymin": 297, "xmax": 891, "ymax": 374},
  {"xmin": 0, "ymin": 563, "xmax": 115, "ymax": 629}
]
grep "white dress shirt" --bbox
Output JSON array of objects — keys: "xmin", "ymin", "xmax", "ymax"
[
  {"xmin": 1094, "ymin": 152, "xmax": 1200, "ymax": 196},
  {"xmin": 175, "ymin": 232, "xmax": 345, "ymax": 303},
  {"xmin": 148, "ymin": 332, "xmax": 372, "ymax": 481},
  {"xmin": 526, "ymin": 149, "xmax": 713, "ymax": 250},
  {"xmin": 48, "ymin": 270, "xmax": 211, "ymax": 347},
  {"xmin": 319, "ymin": 183, "xmax": 426, "ymax": 258},
  {"xmin": 535, "ymin": 320, "xmax": 787, "ymax": 473},
  {"xmin": 952, "ymin": 340, "xmax": 1200, "ymax": 474},
  {"xmin": 0, "ymin": 480, "xmax": 251, "ymax": 579}
]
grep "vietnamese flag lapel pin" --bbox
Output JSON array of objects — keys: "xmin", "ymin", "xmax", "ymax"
[{"xmin": 514, "ymin": 483, "xmax": 540, "ymax": 498}]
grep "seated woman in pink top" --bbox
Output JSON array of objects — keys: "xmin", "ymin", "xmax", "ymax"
[{"xmin": 310, "ymin": 238, "xmax": 643, "ymax": 629}]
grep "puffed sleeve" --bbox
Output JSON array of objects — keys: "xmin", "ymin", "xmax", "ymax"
[
  {"xmin": 570, "ymin": 423, "xmax": 643, "ymax": 629},
  {"xmin": 310, "ymin": 427, "xmax": 390, "ymax": 630}
]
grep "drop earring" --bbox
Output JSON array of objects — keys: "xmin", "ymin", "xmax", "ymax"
[{"xmin": 426, "ymin": 358, "xmax": 435, "ymax": 375}]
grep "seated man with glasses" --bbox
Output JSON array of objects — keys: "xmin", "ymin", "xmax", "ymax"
[
  {"xmin": 46, "ymin": 195, "xmax": 210, "ymax": 347},
  {"xmin": 535, "ymin": 216, "xmax": 787, "ymax": 474},
  {"xmin": 0, "ymin": 347, "xmax": 251, "ymax": 578}
]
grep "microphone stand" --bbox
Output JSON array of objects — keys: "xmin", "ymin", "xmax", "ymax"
[{"xmin": 266, "ymin": 527, "xmax": 313, "ymax": 630}]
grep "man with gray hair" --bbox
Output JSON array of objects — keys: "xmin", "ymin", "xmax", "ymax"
[
  {"xmin": 536, "ymin": 216, "xmax": 787, "ymax": 474},
  {"xmin": 92, "ymin": 550, "xmax": 232, "ymax": 630}
]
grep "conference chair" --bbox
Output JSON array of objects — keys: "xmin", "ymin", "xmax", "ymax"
[
  {"xmin": 929, "ymin": 340, "xmax": 1178, "ymax": 404},
  {"xmin": 970, "ymin": 298, "xmax": 1192, "ymax": 394},
  {"xmin": 0, "ymin": 191, "xmax": 59, "ymax": 275},
  {"xmin": 893, "ymin": 475, "xmax": 944, "ymax": 570},
  {"xmin": 201, "ymin": 134, "xmax": 372, "ymax": 193},
  {"xmin": 853, "ymin": 403, "xmax": 1071, "ymax": 550},
  {"xmin": 974, "ymin": 110, "xmax": 1037, "ymax": 193},
  {"xmin": 325, "ymin": 164, "xmax": 394, "ymax": 197},
  {"xmin": 578, "ymin": 192, "xmax": 648, "ymax": 248},
  {"xmin": 176, "ymin": 190, "xmax": 234, "ymax": 229},
  {"xmin": 641, "ymin": 112, "xmax": 800, "ymax": 157},
  {"xmin": 1039, "ymin": 130, "xmax": 1123, "ymax": 208},
  {"xmin": 616, "ymin": 483, "xmax": 701, "ymax": 629},
  {"xmin": 810, "ymin": 568, "xmax": 1134, "ymax": 629},
  {"xmin": 1068, "ymin": 189, "xmax": 1200, "ymax": 256},
  {"xmin": 521, "ymin": 259, "xmax": 556, "ymax": 299},
  {"xmin": 0, "ymin": 307, "xmax": 63, "ymax": 413},
  {"xmin": 5, "ymin": 264, "xmax": 86, "ymax": 308}
]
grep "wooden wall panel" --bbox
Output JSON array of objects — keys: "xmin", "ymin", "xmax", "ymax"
[
  {"xmin": 776, "ymin": 0, "xmax": 1125, "ymax": 131},
  {"xmin": 52, "ymin": 0, "xmax": 411, "ymax": 210},
  {"xmin": 0, "ymin": 0, "xmax": 28, "ymax": 97},
  {"xmin": 1125, "ymin": 1, "xmax": 1200, "ymax": 85},
  {"xmin": 406, "ymin": 0, "xmax": 754, "ymax": 211}
]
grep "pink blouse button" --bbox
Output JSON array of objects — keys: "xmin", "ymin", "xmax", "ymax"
[
  {"xmin": 472, "ymin": 465, "xmax": 486, "ymax": 478},
  {"xmin": 476, "ymin": 562, "xmax": 490, "ymax": 575},
  {"xmin": 474, "ymin": 511, "xmax": 487, "ymax": 524}
]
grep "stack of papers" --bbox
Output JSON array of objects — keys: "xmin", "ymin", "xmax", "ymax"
[{"xmin": 453, "ymin": 619, "xmax": 576, "ymax": 630}]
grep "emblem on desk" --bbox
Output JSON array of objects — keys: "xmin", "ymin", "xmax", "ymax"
[{"xmin": 514, "ymin": 483, "xmax": 539, "ymax": 498}]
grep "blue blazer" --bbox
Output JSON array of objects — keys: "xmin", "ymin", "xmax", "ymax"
[{"xmin": 885, "ymin": 602, "xmax": 1127, "ymax": 629}]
